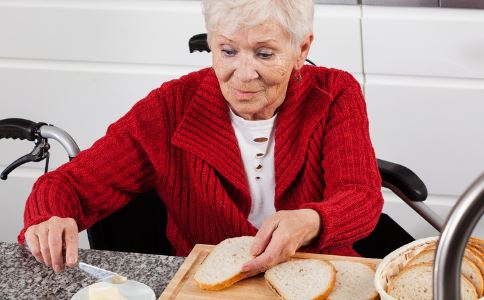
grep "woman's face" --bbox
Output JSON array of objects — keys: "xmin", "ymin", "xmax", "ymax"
[{"xmin": 210, "ymin": 22, "xmax": 312, "ymax": 120}]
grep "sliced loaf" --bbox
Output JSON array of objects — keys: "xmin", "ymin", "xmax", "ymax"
[
  {"xmin": 194, "ymin": 236, "xmax": 255, "ymax": 290},
  {"xmin": 265, "ymin": 259, "xmax": 336, "ymax": 300},
  {"xmin": 387, "ymin": 263, "xmax": 478, "ymax": 300},
  {"xmin": 327, "ymin": 260, "xmax": 378, "ymax": 300},
  {"xmin": 407, "ymin": 249, "xmax": 483, "ymax": 297}
]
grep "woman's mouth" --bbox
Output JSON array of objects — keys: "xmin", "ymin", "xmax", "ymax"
[{"xmin": 234, "ymin": 88, "xmax": 260, "ymax": 99}]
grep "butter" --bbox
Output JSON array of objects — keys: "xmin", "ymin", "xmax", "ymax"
[{"xmin": 88, "ymin": 282, "xmax": 127, "ymax": 300}]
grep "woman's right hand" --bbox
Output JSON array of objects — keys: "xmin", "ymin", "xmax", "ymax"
[{"xmin": 24, "ymin": 216, "xmax": 79, "ymax": 273}]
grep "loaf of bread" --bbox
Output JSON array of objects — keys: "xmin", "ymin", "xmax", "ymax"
[
  {"xmin": 327, "ymin": 260, "xmax": 378, "ymax": 300},
  {"xmin": 424, "ymin": 242, "xmax": 484, "ymax": 277},
  {"xmin": 265, "ymin": 259, "xmax": 336, "ymax": 300},
  {"xmin": 387, "ymin": 263, "xmax": 478, "ymax": 300},
  {"xmin": 194, "ymin": 236, "xmax": 255, "ymax": 290}
]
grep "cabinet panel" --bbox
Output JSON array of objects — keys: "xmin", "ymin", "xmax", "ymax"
[
  {"xmin": 311, "ymin": 5, "xmax": 362, "ymax": 73},
  {"xmin": 0, "ymin": 64, "xmax": 198, "ymax": 169},
  {"xmin": 362, "ymin": 6, "xmax": 484, "ymax": 79},
  {"xmin": 0, "ymin": 1, "xmax": 209, "ymax": 66},
  {"xmin": 365, "ymin": 75, "xmax": 484, "ymax": 196},
  {"xmin": 0, "ymin": 2, "xmax": 363, "ymax": 73}
]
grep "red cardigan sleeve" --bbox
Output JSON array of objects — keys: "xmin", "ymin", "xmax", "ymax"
[
  {"xmin": 18, "ymin": 89, "xmax": 164, "ymax": 245},
  {"xmin": 301, "ymin": 71, "xmax": 383, "ymax": 255}
]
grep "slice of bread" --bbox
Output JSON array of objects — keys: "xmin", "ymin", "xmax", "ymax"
[
  {"xmin": 194, "ymin": 236, "xmax": 255, "ymax": 290},
  {"xmin": 407, "ymin": 249, "xmax": 483, "ymax": 297},
  {"xmin": 265, "ymin": 259, "xmax": 336, "ymax": 300},
  {"xmin": 327, "ymin": 260, "xmax": 378, "ymax": 300},
  {"xmin": 387, "ymin": 263, "xmax": 478, "ymax": 300}
]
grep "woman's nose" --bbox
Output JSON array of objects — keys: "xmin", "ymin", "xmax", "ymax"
[{"xmin": 234, "ymin": 56, "xmax": 259, "ymax": 82}]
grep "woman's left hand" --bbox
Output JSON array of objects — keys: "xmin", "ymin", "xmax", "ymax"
[{"xmin": 241, "ymin": 209, "xmax": 321, "ymax": 277}]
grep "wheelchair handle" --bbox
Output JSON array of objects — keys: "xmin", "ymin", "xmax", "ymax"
[
  {"xmin": 0, "ymin": 118, "xmax": 46, "ymax": 141},
  {"xmin": 0, "ymin": 118, "xmax": 80, "ymax": 180},
  {"xmin": 188, "ymin": 33, "xmax": 210, "ymax": 53},
  {"xmin": 39, "ymin": 125, "xmax": 80, "ymax": 159}
]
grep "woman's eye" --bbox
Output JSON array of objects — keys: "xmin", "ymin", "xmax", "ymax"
[
  {"xmin": 257, "ymin": 51, "xmax": 273, "ymax": 59},
  {"xmin": 221, "ymin": 48, "xmax": 237, "ymax": 57}
]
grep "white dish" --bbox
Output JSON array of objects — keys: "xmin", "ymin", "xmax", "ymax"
[{"xmin": 71, "ymin": 279, "xmax": 156, "ymax": 300}]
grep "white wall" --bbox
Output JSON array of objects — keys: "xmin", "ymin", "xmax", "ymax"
[{"xmin": 0, "ymin": 1, "xmax": 482, "ymax": 249}]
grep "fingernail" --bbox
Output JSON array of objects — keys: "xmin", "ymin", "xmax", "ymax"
[
  {"xmin": 54, "ymin": 264, "xmax": 61, "ymax": 273},
  {"xmin": 67, "ymin": 256, "xmax": 77, "ymax": 266}
]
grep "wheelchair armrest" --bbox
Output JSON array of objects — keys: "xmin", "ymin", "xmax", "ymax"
[{"xmin": 377, "ymin": 159, "xmax": 428, "ymax": 202}]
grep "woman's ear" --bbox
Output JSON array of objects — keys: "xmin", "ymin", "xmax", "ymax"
[{"xmin": 296, "ymin": 33, "xmax": 314, "ymax": 69}]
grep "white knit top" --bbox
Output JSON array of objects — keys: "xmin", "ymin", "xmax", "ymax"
[{"xmin": 229, "ymin": 109, "xmax": 276, "ymax": 229}]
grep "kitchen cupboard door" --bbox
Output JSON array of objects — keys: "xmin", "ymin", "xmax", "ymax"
[
  {"xmin": 365, "ymin": 75, "xmax": 484, "ymax": 197},
  {"xmin": 362, "ymin": 6, "xmax": 484, "ymax": 79}
]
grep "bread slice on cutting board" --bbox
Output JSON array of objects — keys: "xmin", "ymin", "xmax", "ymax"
[
  {"xmin": 265, "ymin": 259, "xmax": 336, "ymax": 300},
  {"xmin": 387, "ymin": 263, "xmax": 478, "ymax": 300},
  {"xmin": 327, "ymin": 260, "xmax": 378, "ymax": 300},
  {"xmin": 194, "ymin": 236, "xmax": 255, "ymax": 290}
]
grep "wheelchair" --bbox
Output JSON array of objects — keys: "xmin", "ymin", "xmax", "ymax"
[{"xmin": 0, "ymin": 34, "xmax": 446, "ymax": 259}]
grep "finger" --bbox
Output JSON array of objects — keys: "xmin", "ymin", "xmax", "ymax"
[
  {"xmin": 64, "ymin": 222, "xmax": 79, "ymax": 267},
  {"xmin": 251, "ymin": 217, "xmax": 280, "ymax": 256},
  {"xmin": 48, "ymin": 223, "xmax": 64, "ymax": 273},
  {"xmin": 242, "ymin": 251, "xmax": 273, "ymax": 277},
  {"xmin": 25, "ymin": 228, "xmax": 43, "ymax": 263},
  {"xmin": 244, "ymin": 226, "xmax": 297, "ymax": 274},
  {"xmin": 243, "ymin": 232, "xmax": 284, "ymax": 273},
  {"xmin": 37, "ymin": 227, "xmax": 52, "ymax": 267}
]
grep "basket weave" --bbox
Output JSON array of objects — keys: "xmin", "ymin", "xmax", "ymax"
[{"xmin": 374, "ymin": 236, "xmax": 438, "ymax": 300}]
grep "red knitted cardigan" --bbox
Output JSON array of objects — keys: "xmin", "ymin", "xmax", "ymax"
[{"xmin": 19, "ymin": 66, "xmax": 383, "ymax": 257}]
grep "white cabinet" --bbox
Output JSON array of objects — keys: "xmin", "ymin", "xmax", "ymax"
[
  {"xmin": 362, "ymin": 6, "xmax": 484, "ymax": 238},
  {"xmin": 362, "ymin": 6, "xmax": 484, "ymax": 79}
]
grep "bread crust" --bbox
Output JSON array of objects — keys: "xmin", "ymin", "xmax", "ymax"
[
  {"xmin": 264, "ymin": 260, "xmax": 336, "ymax": 300},
  {"xmin": 388, "ymin": 262, "xmax": 478, "ymax": 300},
  {"xmin": 195, "ymin": 272, "xmax": 248, "ymax": 291},
  {"xmin": 412, "ymin": 247, "xmax": 484, "ymax": 297}
]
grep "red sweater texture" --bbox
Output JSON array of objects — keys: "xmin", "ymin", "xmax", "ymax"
[{"xmin": 19, "ymin": 66, "xmax": 383, "ymax": 257}]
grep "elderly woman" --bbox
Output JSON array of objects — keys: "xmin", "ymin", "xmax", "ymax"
[{"xmin": 19, "ymin": 0, "xmax": 383, "ymax": 276}]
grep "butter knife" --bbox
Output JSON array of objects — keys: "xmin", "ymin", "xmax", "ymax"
[{"xmin": 78, "ymin": 262, "xmax": 127, "ymax": 284}]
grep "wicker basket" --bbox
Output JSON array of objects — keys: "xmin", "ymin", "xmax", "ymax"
[{"xmin": 374, "ymin": 236, "xmax": 438, "ymax": 300}]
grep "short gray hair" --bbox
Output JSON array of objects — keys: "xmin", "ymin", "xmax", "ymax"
[{"xmin": 202, "ymin": 0, "xmax": 314, "ymax": 49}]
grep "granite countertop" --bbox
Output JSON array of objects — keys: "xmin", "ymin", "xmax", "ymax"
[{"xmin": 0, "ymin": 242, "xmax": 184, "ymax": 300}]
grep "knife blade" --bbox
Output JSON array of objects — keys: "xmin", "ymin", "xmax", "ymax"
[{"xmin": 78, "ymin": 262, "xmax": 127, "ymax": 283}]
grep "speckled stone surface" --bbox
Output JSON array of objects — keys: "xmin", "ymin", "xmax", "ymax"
[{"xmin": 0, "ymin": 242, "xmax": 184, "ymax": 300}]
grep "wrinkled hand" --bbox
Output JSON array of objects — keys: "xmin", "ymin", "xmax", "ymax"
[
  {"xmin": 242, "ymin": 209, "xmax": 321, "ymax": 277},
  {"xmin": 24, "ymin": 216, "xmax": 79, "ymax": 273}
]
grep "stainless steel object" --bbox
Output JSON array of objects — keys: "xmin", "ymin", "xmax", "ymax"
[
  {"xmin": 433, "ymin": 173, "xmax": 484, "ymax": 300},
  {"xmin": 79, "ymin": 262, "xmax": 127, "ymax": 283},
  {"xmin": 39, "ymin": 125, "xmax": 80, "ymax": 158}
]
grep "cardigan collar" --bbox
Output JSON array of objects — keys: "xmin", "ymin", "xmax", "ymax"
[{"xmin": 171, "ymin": 67, "xmax": 333, "ymax": 206}]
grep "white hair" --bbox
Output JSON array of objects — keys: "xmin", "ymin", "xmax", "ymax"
[{"xmin": 202, "ymin": 0, "xmax": 314, "ymax": 50}]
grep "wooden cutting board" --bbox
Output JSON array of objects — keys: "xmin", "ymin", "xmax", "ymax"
[{"xmin": 159, "ymin": 244, "xmax": 381, "ymax": 300}]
